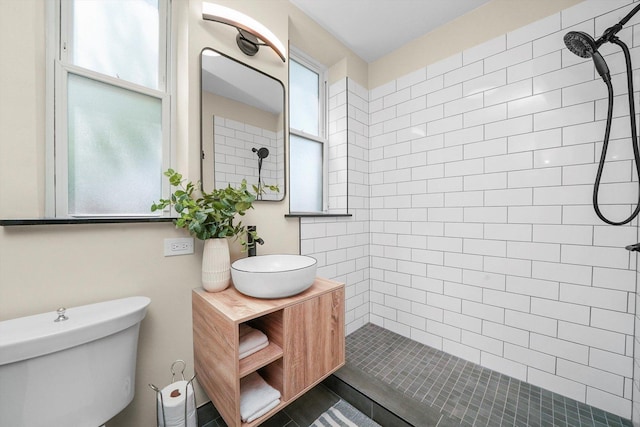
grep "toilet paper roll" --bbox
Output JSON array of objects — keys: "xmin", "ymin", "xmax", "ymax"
[{"xmin": 157, "ymin": 380, "xmax": 197, "ymax": 427}]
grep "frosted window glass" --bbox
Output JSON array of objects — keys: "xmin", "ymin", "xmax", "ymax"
[
  {"xmin": 72, "ymin": 0, "xmax": 160, "ymax": 89},
  {"xmin": 67, "ymin": 73, "xmax": 162, "ymax": 215},
  {"xmin": 290, "ymin": 59, "xmax": 319, "ymax": 136},
  {"xmin": 290, "ymin": 134, "xmax": 323, "ymax": 212}
]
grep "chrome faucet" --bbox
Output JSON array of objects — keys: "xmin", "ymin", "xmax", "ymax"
[{"xmin": 247, "ymin": 225, "xmax": 264, "ymax": 257}]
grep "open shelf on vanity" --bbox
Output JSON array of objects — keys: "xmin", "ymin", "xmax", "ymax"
[
  {"xmin": 240, "ymin": 360, "xmax": 286, "ymax": 427},
  {"xmin": 239, "ymin": 342, "xmax": 283, "ymax": 378},
  {"xmin": 192, "ymin": 277, "xmax": 345, "ymax": 427},
  {"xmin": 239, "ymin": 310, "xmax": 284, "ymax": 378}
]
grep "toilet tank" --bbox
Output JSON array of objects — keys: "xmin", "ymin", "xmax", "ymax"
[{"xmin": 0, "ymin": 296, "xmax": 151, "ymax": 427}]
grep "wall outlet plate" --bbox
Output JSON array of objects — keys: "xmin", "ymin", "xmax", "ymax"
[{"xmin": 164, "ymin": 237, "xmax": 194, "ymax": 256}]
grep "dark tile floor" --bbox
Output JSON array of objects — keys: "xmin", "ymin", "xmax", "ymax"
[{"xmin": 345, "ymin": 323, "xmax": 634, "ymax": 427}]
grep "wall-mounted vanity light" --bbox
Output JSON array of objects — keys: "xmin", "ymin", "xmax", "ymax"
[{"xmin": 202, "ymin": 2, "xmax": 287, "ymax": 62}]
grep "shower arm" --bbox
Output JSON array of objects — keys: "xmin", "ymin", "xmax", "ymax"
[{"xmin": 598, "ymin": 4, "xmax": 640, "ymax": 44}]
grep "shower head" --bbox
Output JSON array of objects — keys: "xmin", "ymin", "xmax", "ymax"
[
  {"xmin": 563, "ymin": 31, "xmax": 611, "ymax": 83},
  {"xmin": 252, "ymin": 147, "xmax": 269, "ymax": 159},
  {"xmin": 564, "ymin": 31, "xmax": 598, "ymax": 58}
]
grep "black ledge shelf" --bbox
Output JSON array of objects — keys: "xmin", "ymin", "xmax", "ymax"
[
  {"xmin": 285, "ymin": 212, "xmax": 353, "ymax": 218},
  {"xmin": 0, "ymin": 217, "xmax": 176, "ymax": 226}
]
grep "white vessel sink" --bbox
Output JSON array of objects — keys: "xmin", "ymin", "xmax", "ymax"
[{"xmin": 231, "ymin": 254, "xmax": 317, "ymax": 299}]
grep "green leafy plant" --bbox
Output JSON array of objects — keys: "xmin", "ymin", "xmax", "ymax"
[{"xmin": 151, "ymin": 169, "xmax": 277, "ymax": 243}]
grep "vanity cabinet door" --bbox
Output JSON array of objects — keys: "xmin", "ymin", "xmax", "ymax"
[{"xmin": 283, "ymin": 288, "xmax": 345, "ymax": 399}]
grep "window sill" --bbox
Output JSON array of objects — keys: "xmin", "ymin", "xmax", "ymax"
[
  {"xmin": 285, "ymin": 212, "xmax": 353, "ymax": 218},
  {"xmin": 0, "ymin": 217, "xmax": 175, "ymax": 226}
]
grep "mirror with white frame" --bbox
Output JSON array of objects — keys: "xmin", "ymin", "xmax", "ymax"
[{"xmin": 200, "ymin": 48, "xmax": 285, "ymax": 201}]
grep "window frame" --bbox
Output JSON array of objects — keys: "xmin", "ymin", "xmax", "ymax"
[
  {"xmin": 46, "ymin": 0, "xmax": 174, "ymax": 218},
  {"xmin": 288, "ymin": 48, "xmax": 329, "ymax": 213}
]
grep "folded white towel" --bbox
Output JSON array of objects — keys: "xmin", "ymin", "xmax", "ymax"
[
  {"xmin": 240, "ymin": 372, "xmax": 281, "ymax": 422},
  {"xmin": 245, "ymin": 398, "xmax": 280, "ymax": 423},
  {"xmin": 239, "ymin": 340, "xmax": 269, "ymax": 359},
  {"xmin": 239, "ymin": 324, "xmax": 269, "ymax": 360}
]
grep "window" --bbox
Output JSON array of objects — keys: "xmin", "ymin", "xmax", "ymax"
[
  {"xmin": 48, "ymin": 0, "xmax": 172, "ymax": 217},
  {"xmin": 289, "ymin": 52, "xmax": 327, "ymax": 213}
]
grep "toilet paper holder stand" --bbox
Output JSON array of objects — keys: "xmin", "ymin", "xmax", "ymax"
[{"xmin": 149, "ymin": 359, "xmax": 198, "ymax": 427}]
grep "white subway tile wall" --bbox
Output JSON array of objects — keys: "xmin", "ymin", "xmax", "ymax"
[
  {"xmin": 301, "ymin": 78, "xmax": 371, "ymax": 335},
  {"xmin": 328, "ymin": 80, "xmax": 348, "ymax": 213},
  {"xmin": 635, "ymin": 264, "xmax": 640, "ymax": 423},
  {"xmin": 213, "ymin": 117, "xmax": 284, "ymax": 199},
  {"xmin": 300, "ymin": 0, "xmax": 640, "ymax": 420}
]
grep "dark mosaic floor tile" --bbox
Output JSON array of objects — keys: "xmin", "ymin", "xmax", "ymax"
[{"xmin": 343, "ymin": 323, "xmax": 632, "ymax": 427}]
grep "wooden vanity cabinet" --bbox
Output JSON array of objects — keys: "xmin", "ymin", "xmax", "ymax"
[
  {"xmin": 192, "ymin": 277, "xmax": 345, "ymax": 427},
  {"xmin": 284, "ymin": 290, "xmax": 345, "ymax": 399}
]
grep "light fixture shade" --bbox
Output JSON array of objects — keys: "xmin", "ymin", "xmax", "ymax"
[{"xmin": 202, "ymin": 2, "xmax": 286, "ymax": 62}]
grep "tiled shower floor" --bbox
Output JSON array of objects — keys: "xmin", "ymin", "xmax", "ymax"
[{"xmin": 346, "ymin": 323, "xmax": 633, "ymax": 427}]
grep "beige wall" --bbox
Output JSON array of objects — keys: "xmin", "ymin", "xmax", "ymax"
[
  {"xmin": 287, "ymin": 4, "xmax": 368, "ymax": 86},
  {"xmin": 0, "ymin": 1, "xmax": 297, "ymax": 427},
  {"xmin": 202, "ymin": 91, "xmax": 282, "ymax": 133},
  {"xmin": 369, "ymin": 0, "xmax": 584, "ymax": 88},
  {"xmin": 0, "ymin": 0, "xmax": 589, "ymax": 426},
  {"xmin": 0, "ymin": 0, "xmax": 46, "ymax": 217}
]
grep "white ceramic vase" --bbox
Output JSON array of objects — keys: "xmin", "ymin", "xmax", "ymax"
[{"xmin": 201, "ymin": 238, "xmax": 231, "ymax": 292}]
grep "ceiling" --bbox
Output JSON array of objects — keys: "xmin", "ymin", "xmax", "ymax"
[{"xmin": 289, "ymin": 0, "xmax": 492, "ymax": 63}]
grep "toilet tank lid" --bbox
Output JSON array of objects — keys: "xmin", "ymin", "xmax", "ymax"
[{"xmin": 0, "ymin": 296, "xmax": 151, "ymax": 366}]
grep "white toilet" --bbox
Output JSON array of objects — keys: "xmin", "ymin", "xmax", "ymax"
[{"xmin": 0, "ymin": 296, "xmax": 150, "ymax": 427}]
